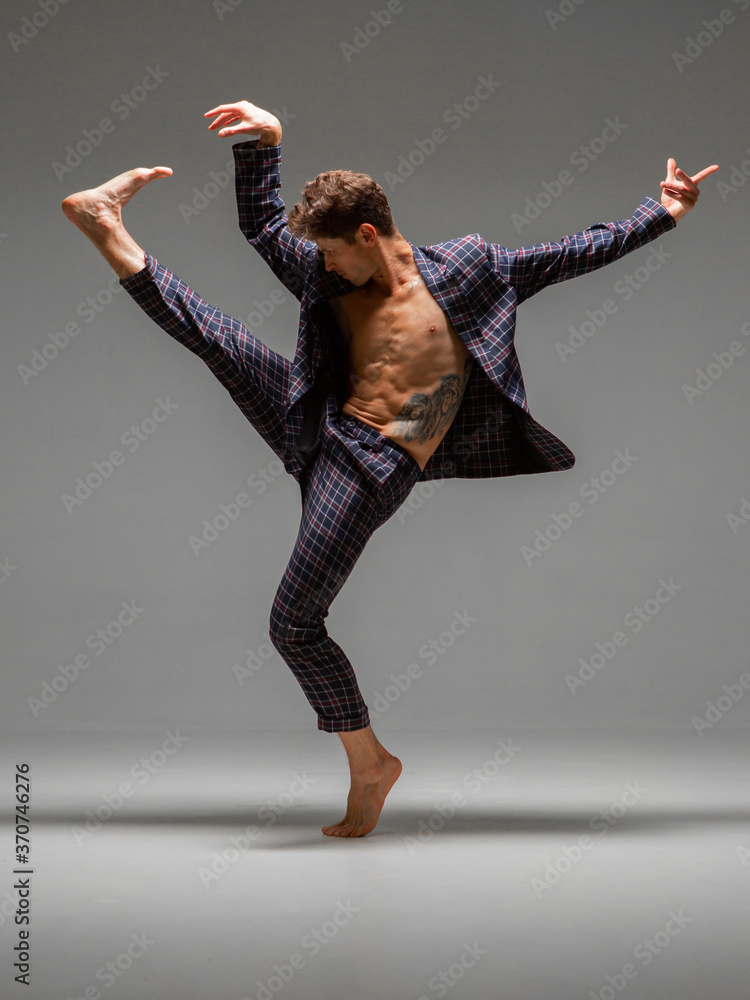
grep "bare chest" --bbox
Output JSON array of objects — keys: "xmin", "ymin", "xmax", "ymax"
[{"xmin": 331, "ymin": 279, "xmax": 469, "ymax": 381}]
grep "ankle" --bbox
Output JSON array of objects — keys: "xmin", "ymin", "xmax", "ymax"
[{"xmin": 350, "ymin": 759, "xmax": 386, "ymax": 783}]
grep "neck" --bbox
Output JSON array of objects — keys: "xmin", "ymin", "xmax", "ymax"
[{"xmin": 367, "ymin": 234, "xmax": 418, "ymax": 295}]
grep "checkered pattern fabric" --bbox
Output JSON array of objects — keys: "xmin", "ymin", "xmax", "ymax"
[
  {"xmin": 117, "ymin": 144, "xmax": 678, "ymax": 732},
  {"xmin": 122, "ymin": 254, "xmax": 291, "ymax": 462},
  {"xmin": 233, "ymin": 139, "xmax": 677, "ymax": 482},
  {"xmin": 120, "ymin": 258, "xmax": 421, "ymax": 731},
  {"xmin": 269, "ymin": 416, "xmax": 421, "ymax": 731}
]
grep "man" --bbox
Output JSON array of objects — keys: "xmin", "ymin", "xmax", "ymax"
[{"xmin": 61, "ymin": 99, "xmax": 717, "ymax": 837}]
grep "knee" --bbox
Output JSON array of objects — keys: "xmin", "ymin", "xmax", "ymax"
[{"xmin": 268, "ymin": 602, "xmax": 325, "ymax": 654}]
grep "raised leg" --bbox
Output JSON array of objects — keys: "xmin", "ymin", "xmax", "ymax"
[
  {"xmin": 61, "ymin": 166, "xmax": 173, "ymax": 278},
  {"xmin": 63, "ymin": 166, "xmax": 292, "ymax": 464}
]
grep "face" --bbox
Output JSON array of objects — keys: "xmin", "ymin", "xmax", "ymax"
[{"xmin": 315, "ymin": 229, "xmax": 375, "ymax": 286}]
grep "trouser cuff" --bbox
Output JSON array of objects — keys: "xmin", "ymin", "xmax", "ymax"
[{"xmin": 317, "ymin": 709, "xmax": 371, "ymax": 733}]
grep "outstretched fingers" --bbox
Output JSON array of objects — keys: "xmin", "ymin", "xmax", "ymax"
[
  {"xmin": 204, "ymin": 105, "xmax": 242, "ymax": 131},
  {"xmin": 661, "ymin": 158, "xmax": 719, "ymax": 197},
  {"xmin": 202, "ymin": 101, "xmax": 282, "ymax": 142},
  {"xmin": 690, "ymin": 163, "xmax": 720, "ymax": 185}
]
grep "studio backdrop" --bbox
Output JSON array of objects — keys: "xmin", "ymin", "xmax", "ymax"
[{"xmin": 2, "ymin": 0, "xmax": 748, "ymax": 737}]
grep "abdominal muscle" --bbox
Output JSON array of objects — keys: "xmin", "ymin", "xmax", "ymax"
[{"xmin": 332, "ymin": 280, "xmax": 474, "ymax": 471}]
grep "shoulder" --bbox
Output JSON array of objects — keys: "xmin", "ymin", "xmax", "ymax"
[{"xmin": 417, "ymin": 233, "xmax": 493, "ymax": 277}]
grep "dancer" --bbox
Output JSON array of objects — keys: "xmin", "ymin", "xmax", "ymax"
[{"xmin": 62, "ymin": 99, "xmax": 717, "ymax": 836}]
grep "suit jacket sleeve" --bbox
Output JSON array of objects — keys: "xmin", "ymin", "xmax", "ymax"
[
  {"xmin": 486, "ymin": 197, "xmax": 677, "ymax": 304},
  {"xmin": 232, "ymin": 140, "xmax": 319, "ymax": 300}
]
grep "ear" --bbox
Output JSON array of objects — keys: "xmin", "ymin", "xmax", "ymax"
[{"xmin": 358, "ymin": 223, "xmax": 378, "ymax": 245}]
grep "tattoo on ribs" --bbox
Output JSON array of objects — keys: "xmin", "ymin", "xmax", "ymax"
[{"xmin": 393, "ymin": 356, "xmax": 474, "ymax": 443}]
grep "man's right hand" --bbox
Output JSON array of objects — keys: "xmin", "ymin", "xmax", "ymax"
[{"xmin": 204, "ymin": 101, "xmax": 282, "ymax": 147}]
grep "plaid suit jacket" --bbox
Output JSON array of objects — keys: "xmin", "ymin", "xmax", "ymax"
[{"xmin": 233, "ymin": 140, "xmax": 677, "ymax": 486}]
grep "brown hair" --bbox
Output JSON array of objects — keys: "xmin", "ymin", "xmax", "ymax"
[{"xmin": 288, "ymin": 170, "xmax": 396, "ymax": 244}]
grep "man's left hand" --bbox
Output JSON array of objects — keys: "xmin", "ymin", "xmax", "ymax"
[{"xmin": 660, "ymin": 158, "xmax": 719, "ymax": 222}]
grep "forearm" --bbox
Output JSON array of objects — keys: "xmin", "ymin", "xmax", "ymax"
[
  {"xmin": 233, "ymin": 141, "xmax": 317, "ymax": 296},
  {"xmin": 497, "ymin": 197, "xmax": 677, "ymax": 303}
]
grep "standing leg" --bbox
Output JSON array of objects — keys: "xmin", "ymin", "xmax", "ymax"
[
  {"xmin": 268, "ymin": 432, "xmax": 422, "ymax": 836},
  {"xmin": 324, "ymin": 726, "xmax": 402, "ymax": 838},
  {"xmin": 268, "ymin": 441, "xmax": 383, "ymax": 733}
]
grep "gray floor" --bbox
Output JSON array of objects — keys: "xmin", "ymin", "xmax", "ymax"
[{"xmin": 2, "ymin": 727, "xmax": 748, "ymax": 999}]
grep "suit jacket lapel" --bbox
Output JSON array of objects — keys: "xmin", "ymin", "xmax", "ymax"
[
  {"xmin": 411, "ymin": 246, "xmax": 480, "ymax": 349},
  {"xmin": 288, "ymin": 266, "xmax": 351, "ymax": 405},
  {"xmin": 290, "ymin": 247, "xmax": 479, "ymax": 407}
]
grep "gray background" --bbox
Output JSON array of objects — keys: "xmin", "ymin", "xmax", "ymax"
[
  {"xmin": 2, "ymin": 0, "xmax": 748, "ymax": 735},
  {"xmin": 2, "ymin": 1, "xmax": 750, "ymax": 998}
]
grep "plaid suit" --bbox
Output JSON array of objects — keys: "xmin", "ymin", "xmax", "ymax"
[
  {"xmin": 120, "ymin": 142, "xmax": 677, "ymax": 732},
  {"xmin": 233, "ymin": 140, "xmax": 677, "ymax": 485},
  {"xmin": 121, "ymin": 255, "xmax": 422, "ymax": 732}
]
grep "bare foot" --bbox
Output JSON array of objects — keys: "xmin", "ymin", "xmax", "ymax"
[
  {"xmin": 62, "ymin": 166, "xmax": 173, "ymax": 234},
  {"xmin": 61, "ymin": 166, "xmax": 172, "ymax": 278},
  {"xmin": 322, "ymin": 752, "xmax": 402, "ymax": 838}
]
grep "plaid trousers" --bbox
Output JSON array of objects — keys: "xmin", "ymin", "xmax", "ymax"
[{"xmin": 121, "ymin": 255, "xmax": 423, "ymax": 732}]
